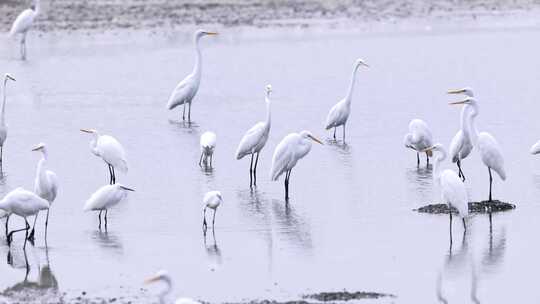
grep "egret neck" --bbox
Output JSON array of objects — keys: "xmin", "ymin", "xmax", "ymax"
[
  {"xmin": 265, "ymin": 91, "xmax": 271, "ymax": 129},
  {"xmin": 345, "ymin": 62, "xmax": 361, "ymax": 105},
  {"xmin": 192, "ymin": 33, "xmax": 203, "ymax": 82},
  {"xmin": 432, "ymin": 148, "xmax": 447, "ymax": 186},
  {"xmin": 33, "ymin": 0, "xmax": 41, "ymax": 15},
  {"xmin": 35, "ymin": 147, "xmax": 48, "ymax": 189},
  {"xmin": 158, "ymin": 275, "xmax": 173, "ymax": 304},
  {"xmin": 465, "ymin": 101, "xmax": 480, "ymax": 146},
  {"xmin": 1, "ymin": 78, "xmax": 9, "ymax": 124}
]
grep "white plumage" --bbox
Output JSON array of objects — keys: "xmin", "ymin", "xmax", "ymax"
[
  {"xmin": 81, "ymin": 129, "xmax": 128, "ymax": 184},
  {"xmin": 447, "ymin": 88, "xmax": 475, "ymax": 180},
  {"xmin": 83, "ymin": 184, "xmax": 133, "ymax": 212},
  {"xmin": 530, "ymin": 140, "xmax": 540, "ymax": 155},
  {"xmin": 325, "ymin": 58, "xmax": 369, "ymax": 142},
  {"xmin": 199, "ymin": 131, "xmax": 216, "ymax": 167},
  {"xmin": 202, "ymin": 191, "xmax": 223, "ymax": 231},
  {"xmin": 145, "ymin": 270, "xmax": 201, "ymax": 304},
  {"xmin": 167, "ymin": 29, "xmax": 218, "ymax": 121},
  {"xmin": 0, "ymin": 187, "xmax": 49, "ymax": 218},
  {"xmin": 9, "ymin": 0, "xmax": 40, "ymax": 60},
  {"xmin": 0, "ymin": 74, "xmax": 16, "ymax": 169},
  {"xmin": 403, "ymin": 118, "xmax": 433, "ymax": 165}
]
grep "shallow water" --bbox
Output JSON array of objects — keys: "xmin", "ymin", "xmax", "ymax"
[{"xmin": 0, "ymin": 25, "xmax": 539, "ymax": 303}]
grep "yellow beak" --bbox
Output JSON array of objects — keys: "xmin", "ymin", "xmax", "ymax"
[
  {"xmin": 447, "ymin": 89, "xmax": 466, "ymax": 94},
  {"xmin": 308, "ymin": 135, "xmax": 324, "ymax": 145},
  {"xmin": 80, "ymin": 129, "xmax": 93, "ymax": 133},
  {"xmin": 448, "ymin": 100, "xmax": 468, "ymax": 105},
  {"xmin": 205, "ymin": 31, "xmax": 218, "ymax": 36},
  {"xmin": 144, "ymin": 276, "xmax": 159, "ymax": 285}
]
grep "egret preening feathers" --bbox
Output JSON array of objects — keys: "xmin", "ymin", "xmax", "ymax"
[
  {"xmin": 270, "ymin": 131, "xmax": 323, "ymax": 200},
  {"xmin": 202, "ymin": 191, "xmax": 223, "ymax": 233},
  {"xmin": 325, "ymin": 58, "xmax": 369, "ymax": 142},
  {"xmin": 403, "ymin": 119, "xmax": 433, "ymax": 166},
  {"xmin": 447, "ymin": 88, "xmax": 475, "ymax": 181},
  {"xmin": 83, "ymin": 184, "xmax": 134, "ymax": 230},
  {"xmin": 0, "ymin": 74, "xmax": 16, "ymax": 170},
  {"xmin": 199, "ymin": 131, "xmax": 216, "ymax": 167},
  {"xmin": 166, "ymin": 30, "xmax": 218, "ymax": 122},
  {"xmin": 145, "ymin": 270, "xmax": 201, "ymax": 304},
  {"xmin": 9, "ymin": 0, "xmax": 40, "ymax": 60},
  {"xmin": 235, "ymin": 85, "xmax": 272, "ymax": 187},
  {"xmin": 80, "ymin": 129, "xmax": 128, "ymax": 184}
]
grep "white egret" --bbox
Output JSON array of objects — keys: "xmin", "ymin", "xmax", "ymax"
[
  {"xmin": 0, "ymin": 187, "xmax": 49, "ymax": 246},
  {"xmin": 270, "ymin": 131, "xmax": 323, "ymax": 200},
  {"xmin": 530, "ymin": 140, "xmax": 540, "ymax": 155},
  {"xmin": 447, "ymin": 88, "xmax": 475, "ymax": 181},
  {"xmin": 80, "ymin": 129, "xmax": 128, "ymax": 184},
  {"xmin": 202, "ymin": 190, "xmax": 223, "ymax": 233},
  {"xmin": 166, "ymin": 29, "xmax": 218, "ymax": 122},
  {"xmin": 235, "ymin": 85, "xmax": 272, "ymax": 187},
  {"xmin": 28, "ymin": 143, "xmax": 58, "ymax": 241},
  {"xmin": 425, "ymin": 144, "xmax": 469, "ymax": 231},
  {"xmin": 9, "ymin": 0, "xmax": 40, "ymax": 60},
  {"xmin": 403, "ymin": 119, "xmax": 433, "ymax": 166},
  {"xmin": 450, "ymin": 97, "xmax": 506, "ymax": 201},
  {"xmin": 325, "ymin": 58, "xmax": 369, "ymax": 142},
  {"xmin": 1, "ymin": 74, "xmax": 16, "ymax": 169},
  {"xmin": 83, "ymin": 184, "xmax": 134, "ymax": 230},
  {"xmin": 199, "ymin": 131, "xmax": 216, "ymax": 167},
  {"xmin": 145, "ymin": 270, "xmax": 201, "ymax": 304}
]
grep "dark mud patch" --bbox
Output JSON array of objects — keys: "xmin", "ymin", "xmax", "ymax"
[
  {"xmin": 303, "ymin": 291, "xmax": 396, "ymax": 301},
  {"xmin": 415, "ymin": 200, "xmax": 516, "ymax": 214}
]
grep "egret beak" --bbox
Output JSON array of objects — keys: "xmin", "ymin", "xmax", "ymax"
[
  {"xmin": 448, "ymin": 99, "xmax": 469, "ymax": 105},
  {"xmin": 360, "ymin": 62, "xmax": 369, "ymax": 68},
  {"xmin": 308, "ymin": 135, "xmax": 324, "ymax": 145},
  {"xmin": 447, "ymin": 89, "xmax": 466, "ymax": 95},
  {"xmin": 422, "ymin": 146, "xmax": 435, "ymax": 153},
  {"xmin": 144, "ymin": 276, "xmax": 160, "ymax": 285},
  {"xmin": 119, "ymin": 186, "xmax": 135, "ymax": 192},
  {"xmin": 6, "ymin": 75, "xmax": 16, "ymax": 82},
  {"xmin": 80, "ymin": 129, "xmax": 93, "ymax": 133},
  {"xmin": 204, "ymin": 31, "xmax": 218, "ymax": 36},
  {"xmin": 31, "ymin": 146, "xmax": 41, "ymax": 151}
]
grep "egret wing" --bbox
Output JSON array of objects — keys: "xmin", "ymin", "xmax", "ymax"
[
  {"xmin": 9, "ymin": 9, "xmax": 35, "ymax": 36},
  {"xmin": 236, "ymin": 122, "xmax": 266, "ymax": 159},
  {"xmin": 97, "ymin": 135, "xmax": 128, "ymax": 173},
  {"xmin": 166, "ymin": 75, "xmax": 196, "ymax": 110},
  {"xmin": 270, "ymin": 134, "xmax": 296, "ymax": 180},
  {"xmin": 477, "ymin": 132, "xmax": 506, "ymax": 180},
  {"xmin": 440, "ymin": 170, "xmax": 469, "ymax": 216},
  {"xmin": 531, "ymin": 140, "xmax": 540, "ymax": 155}
]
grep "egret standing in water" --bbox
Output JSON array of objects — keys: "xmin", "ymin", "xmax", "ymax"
[
  {"xmin": 145, "ymin": 270, "xmax": 201, "ymax": 304},
  {"xmin": 403, "ymin": 119, "xmax": 433, "ymax": 166},
  {"xmin": 80, "ymin": 129, "xmax": 128, "ymax": 184},
  {"xmin": 202, "ymin": 191, "xmax": 223, "ymax": 233},
  {"xmin": 199, "ymin": 131, "xmax": 216, "ymax": 167},
  {"xmin": 424, "ymin": 144, "xmax": 469, "ymax": 232},
  {"xmin": 0, "ymin": 74, "xmax": 16, "ymax": 170},
  {"xmin": 28, "ymin": 143, "xmax": 58, "ymax": 241},
  {"xmin": 270, "ymin": 131, "xmax": 323, "ymax": 200},
  {"xmin": 447, "ymin": 88, "xmax": 475, "ymax": 181},
  {"xmin": 9, "ymin": 0, "xmax": 40, "ymax": 60},
  {"xmin": 449, "ymin": 97, "xmax": 506, "ymax": 202},
  {"xmin": 166, "ymin": 30, "xmax": 218, "ymax": 122},
  {"xmin": 83, "ymin": 184, "xmax": 134, "ymax": 230},
  {"xmin": 235, "ymin": 85, "xmax": 272, "ymax": 187},
  {"xmin": 325, "ymin": 58, "xmax": 369, "ymax": 142}
]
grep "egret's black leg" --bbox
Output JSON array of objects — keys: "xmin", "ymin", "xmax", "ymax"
[
  {"xmin": 457, "ymin": 160, "xmax": 465, "ymax": 181},
  {"xmin": 182, "ymin": 102, "xmax": 186, "ymax": 121},
  {"xmin": 426, "ymin": 152, "xmax": 429, "ymax": 165},
  {"xmin": 253, "ymin": 152, "xmax": 260, "ymax": 186},
  {"xmin": 104, "ymin": 209, "xmax": 108, "ymax": 230},
  {"xmin": 249, "ymin": 153, "xmax": 254, "ymax": 187},
  {"xmin": 342, "ymin": 124, "xmax": 346, "ymax": 143},
  {"xmin": 333, "ymin": 127, "xmax": 336, "ymax": 140},
  {"xmin": 98, "ymin": 210, "xmax": 102, "ymax": 230},
  {"xmin": 199, "ymin": 153, "xmax": 203, "ymax": 167},
  {"xmin": 462, "ymin": 218, "xmax": 466, "ymax": 232},
  {"xmin": 488, "ymin": 168, "xmax": 493, "ymax": 202},
  {"xmin": 202, "ymin": 207, "xmax": 208, "ymax": 234},
  {"xmin": 112, "ymin": 167, "xmax": 116, "ymax": 184},
  {"xmin": 108, "ymin": 164, "xmax": 113, "ymax": 184},
  {"xmin": 28, "ymin": 213, "xmax": 38, "ymax": 241},
  {"xmin": 212, "ymin": 209, "xmax": 217, "ymax": 228},
  {"xmin": 449, "ymin": 212, "xmax": 453, "ymax": 251},
  {"xmin": 188, "ymin": 102, "xmax": 192, "ymax": 122},
  {"xmin": 284, "ymin": 171, "xmax": 290, "ymax": 200},
  {"xmin": 4, "ymin": 215, "xmax": 9, "ymax": 238},
  {"xmin": 0, "ymin": 145, "xmax": 3, "ymax": 169},
  {"xmin": 23, "ymin": 218, "xmax": 29, "ymax": 249},
  {"xmin": 210, "ymin": 154, "xmax": 213, "ymax": 167},
  {"xmin": 417, "ymin": 152, "xmax": 420, "ymax": 166}
]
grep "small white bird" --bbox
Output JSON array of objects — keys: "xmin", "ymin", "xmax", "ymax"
[
  {"xmin": 28, "ymin": 143, "xmax": 58, "ymax": 241},
  {"xmin": 145, "ymin": 270, "xmax": 201, "ymax": 304},
  {"xmin": 403, "ymin": 119, "xmax": 433, "ymax": 166},
  {"xmin": 447, "ymin": 88, "xmax": 475, "ymax": 181},
  {"xmin": 167, "ymin": 29, "xmax": 218, "ymax": 122},
  {"xmin": 0, "ymin": 187, "xmax": 49, "ymax": 245},
  {"xmin": 80, "ymin": 129, "xmax": 128, "ymax": 184},
  {"xmin": 270, "ymin": 131, "xmax": 323, "ymax": 200},
  {"xmin": 202, "ymin": 191, "xmax": 223, "ymax": 233},
  {"xmin": 83, "ymin": 184, "xmax": 134, "ymax": 230},
  {"xmin": 0, "ymin": 74, "xmax": 16, "ymax": 170},
  {"xmin": 450, "ymin": 97, "xmax": 506, "ymax": 202},
  {"xmin": 325, "ymin": 58, "xmax": 369, "ymax": 142},
  {"xmin": 425, "ymin": 144, "xmax": 469, "ymax": 231},
  {"xmin": 199, "ymin": 131, "xmax": 216, "ymax": 167},
  {"xmin": 235, "ymin": 85, "xmax": 272, "ymax": 187},
  {"xmin": 9, "ymin": 0, "xmax": 40, "ymax": 60}
]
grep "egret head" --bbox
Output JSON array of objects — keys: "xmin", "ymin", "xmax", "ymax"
[
  {"xmin": 4, "ymin": 74, "xmax": 15, "ymax": 83},
  {"xmin": 195, "ymin": 29, "xmax": 219, "ymax": 39},
  {"xmin": 265, "ymin": 84, "xmax": 272, "ymax": 96},
  {"xmin": 355, "ymin": 58, "xmax": 369, "ymax": 68},
  {"xmin": 31, "ymin": 142, "xmax": 46, "ymax": 152},
  {"xmin": 449, "ymin": 97, "xmax": 477, "ymax": 107},
  {"xmin": 144, "ymin": 270, "xmax": 171, "ymax": 285},
  {"xmin": 300, "ymin": 131, "xmax": 324, "ymax": 145},
  {"xmin": 447, "ymin": 87, "xmax": 474, "ymax": 97}
]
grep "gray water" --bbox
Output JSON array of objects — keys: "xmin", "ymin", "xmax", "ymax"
[{"xmin": 0, "ymin": 25, "xmax": 538, "ymax": 303}]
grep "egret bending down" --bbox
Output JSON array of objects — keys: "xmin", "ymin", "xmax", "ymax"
[
  {"xmin": 166, "ymin": 30, "xmax": 218, "ymax": 122},
  {"xmin": 202, "ymin": 191, "xmax": 223, "ymax": 233},
  {"xmin": 325, "ymin": 58, "xmax": 369, "ymax": 142},
  {"xmin": 270, "ymin": 131, "xmax": 323, "ymax": 200},
  {"xmin": 447, "ymin": 88, "xmax": 475, "ymax": 181},
  {"xmin": 199, "ymin": 131, "xmax": 216, "ymax": 167},
  {"xmin": 450, "ymin": 97, "xmax": 506, "ymax": 202},
  {"xmin": 145, "ymin": 270, "xmax": 201, "ymax": 304},
  {"xmin": 81, "ymin": 129, "xmax": 128, "ymax": 184},
  {"xmin": 9, "ymin": 0, "xmax": 40, "ymax": 60},
  {"xmin": 0, "ymin": 74, "xmax": 16, "ymax": 170},
  {"xmin": 403, "ymin": 119, "xmax": 433, "ymax": 166},
  {"xmin": 235, "ymin": 85, "xmax": 272, "ymax": 187},
  {"xmin": 83, "ymin": 184, "xmax": 134, "ymax": 230}
]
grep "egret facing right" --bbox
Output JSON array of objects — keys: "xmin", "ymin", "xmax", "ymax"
[
  {"xmin": 325, "ymin": 58, "xmax": 369, "ymax": 142},
  {"xmin": 0, "ymin": 74, "xmax": 16, "ymax": 170},
  {"xmin": 83, "ymin": 184, "xmax": 134, "ymax": 230},
  {"xmin": 270, "ymin": 131, "xmax": 323, "ymax": 200}
]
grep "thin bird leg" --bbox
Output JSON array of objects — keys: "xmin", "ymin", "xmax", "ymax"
[
  {"xmin": 210, "ymin": 154, "xmax": 213, "ymax": 167},
  {"xmin": 462, "ymin": 217, "xmax": 466, "ymax": 232},
  {"xmin": 23, "ymin": 218, "xmax": 29, "ymax": 249},
  {"xmin": 104, "ymin": 209, "xmax": 108, "ymax": 230},
  {"xmin": 342, "ymin": 124, "xmax": 346, "ymax": 143},
  {"xmin": 0, "ymin": 145, "xmax": 3, "ymax": 168},
  {"xmin": 488, "ymin": 168, "xmax": 493, "ymax": 202},
  {"xmin": 249, "ymin": 153, "xmax": 254, "ymax": 187},
  {"xmin": 449, "ymin": 212, "xmax": 453, "ymax": 251},
  {"xmin": 202, "ymin": 207, "xmax": 208, "ymax": 233},
  {"xmin": 457, "ymin": 160, "xmax": 465, "ymax": 181},
  {"xmin": 425, "ymin": 152, "xmax": 429, "ymax": 165},
  {"xmin": 112, "ymin": 166, "xmax": 116, "ymax": 184},
  {"xmin": 253, "ymin": 152, "xmax": 260, "ymax": 186},
  {"xmin": 7, "ymin": 226, "xmax": 29, "ymax": 245},
  {"xmin": 212, "ymin": 209, "xmax": 217, "ymax": 228},
  {"xmin": 333, "ymin": 127, "xmax": 336, "ymax": 140},
  {"xmin": 108, "ymin": 164, "xmax": 113, "ymax": 185},
  {"xmin": 417, "ymin": 152, "xmax": 420, "ymax": 166},
  {"xmin": 188, "ymin": 102, "xmax": 192, "ymax": 122},
  {"xmin": 199, "ymin": 153, "xmax": 203, "ymax": 167},
  {"xmin": 284, "ymin": 171, "xmax": 289, "ymax": 200},
  {"xmin": 182, "ymin": 102, "xmax": 186, "ymax": 121},
  {"xmin": 45, "ymin": 209, "xmax": 50, "ymax": 239},
  {"xmin": 28, "ymin": 213, "xmax": 39, "ymax": 241},
  {"xmin": 5, "ymin": 215, "xmax": 9, "ymax": 238},
  {"xmin": 98, "ymin": 210, "xmax": 102, "ymax": 230}
]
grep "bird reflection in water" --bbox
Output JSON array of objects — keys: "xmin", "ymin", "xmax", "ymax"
[
  {"xmin": 481, "ymin": 215, "xmax": 506, "ymax": 275},
  {"xmin": 204, "ymin": 229, "xmax": 222, "ymax": 266},
  {"xmin": 91, "ymin": 229, "xmax": 124, "ymax": 254},
  {"xmin": 271, "ymin": 199, "xmax": 312, "ymax": 251}
]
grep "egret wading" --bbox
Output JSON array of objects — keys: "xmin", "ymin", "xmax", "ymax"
[
  {"xmin": 83, "ymin": 184, "xmax": 134, "ymax": 230},
  {"xmin": 80, "ymin": 129, "xmax": 128, "ymax": 184},
  {"xmin": 199, "ymin": 131, "xmax": 216, "ymax": 167},
  {"xmin": 9, "ymin": 0, "xmax": 40, "ymax": 60},
  {"xmin": 166, "ymin": 30, "xmax": 218, "ymax": 122},
  {"xmin": 403, "ymin": 119, "xmax": 433, "ymax": 166},
  {"xmin": 235, "ymin": 85, "xmax": 272, "ymax": 187},
  {"xmin": 447, "ymin": 88, "xmax": 475, "ymax": 181},
  {"xmin": 202, "ymin": 191, "xmax": 223, "ymax": 233},
  {"xmin": 325, "ymin": 59, "xmax": 369, "ymax": 142},
  {"xmin": 0, "ymin": 74, "xmax": 16, "ymax": 170},
  {"xmin": 145, "ymin": 270, "xmax": 201, "ymax": 304},
  {"xmin": 270, "ymin": 131, "xmax": 323, "ymax": 200}
]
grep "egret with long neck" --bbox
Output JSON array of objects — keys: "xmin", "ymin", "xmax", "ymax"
[
  {"xmin": 447, "ymin": 88, "xmax": 475, "ymax": 181},
  {"xmin": 0, "ymin": 74, "xmax": 16, "ymax": 171},
  {"xmin": 9, "ymin": 0, "xmax": 40, "ymax": 60}
]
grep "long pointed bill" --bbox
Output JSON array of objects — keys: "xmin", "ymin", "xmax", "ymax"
[
  {"xmin": 80, "ymin": 129, "xmax": 93, "ymax": 133},
  {"xmin": 308, "ymin": 135, "xmax": 324, "ymax": 145},
  {"xmin": 6, "ymin": 75, "xmax": 15, "ymax": 82},
  {"xmin": 31, "ymin": 146, "xmax": 41, "ymax": 151},
  {"xmin": 448, "ymin": 100, "xmax": 468, "ymax": 105},
  {"xmin": 120, "ymin": 186, "xmax": 135, "ymax": 192},
  {"xmin": 205, "ymin": 32, "xmax": 218, "ymax": 35},
  {"xmin": 144, "ymin": 276, "xmax": 159, "ymax": 284},
  {"xmin": 447, "ymin": 89, "xmax": 466, "ymax": 94}
]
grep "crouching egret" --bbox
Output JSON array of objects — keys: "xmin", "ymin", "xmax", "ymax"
[
  {"xmin": 1, "ymin": 74, "xmax": 16, "ymax": 170},
  {"xmin": 235, "ymin": 85, "xmax": 272, "ymax": 187},
  {"xmin": 403, "ymin": 119, "xmax": 433, "ymax": 166},
  {"xmin": 202, "ymin": 191, "xmax": 222, "ymax": 233},
  {"xmin": 145, "ymin": 270, "xmax": 201, "ymax": 304},
  {"xmin": 325, "ymin": 59, "xmax": 369, "ymax": 142},
  {"xmin": 9, "ymin": 0, "xmax": 40, "ymax": 60},
  {"xmin": 199, "ymin": 131, "xmax": 216, "ymax": 167},
  {"xmin": 28, "ymin": 143, "xmax": 58, "ymax": 241},
  {"xmin": 424, "ymin": 144, "xmax": 469, "ymax": 232},
  {"xmin": 449, "ymin": 97, "xmax": 506, "ymax": 201},
  {"xmin": 0, "ymin": 187, "xmax": 49, "ymax": 246},
  {"xmin": 270, "ymin": 131, "xmax": 323, "ymax": 200},
  {"xmin": 166, "ymin": 30, "xmax": 218, "ymax": 122},
  {"xmin": 83, "ymin": 184, "xmax": 134, "ymax": 230},
  {"xmin": 81, "ymin": 129, "xmax": 128, "ymax": 184},
  {"xmin": 447, "ymin": 88, "xmax": 475, "ymax": 181}
]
